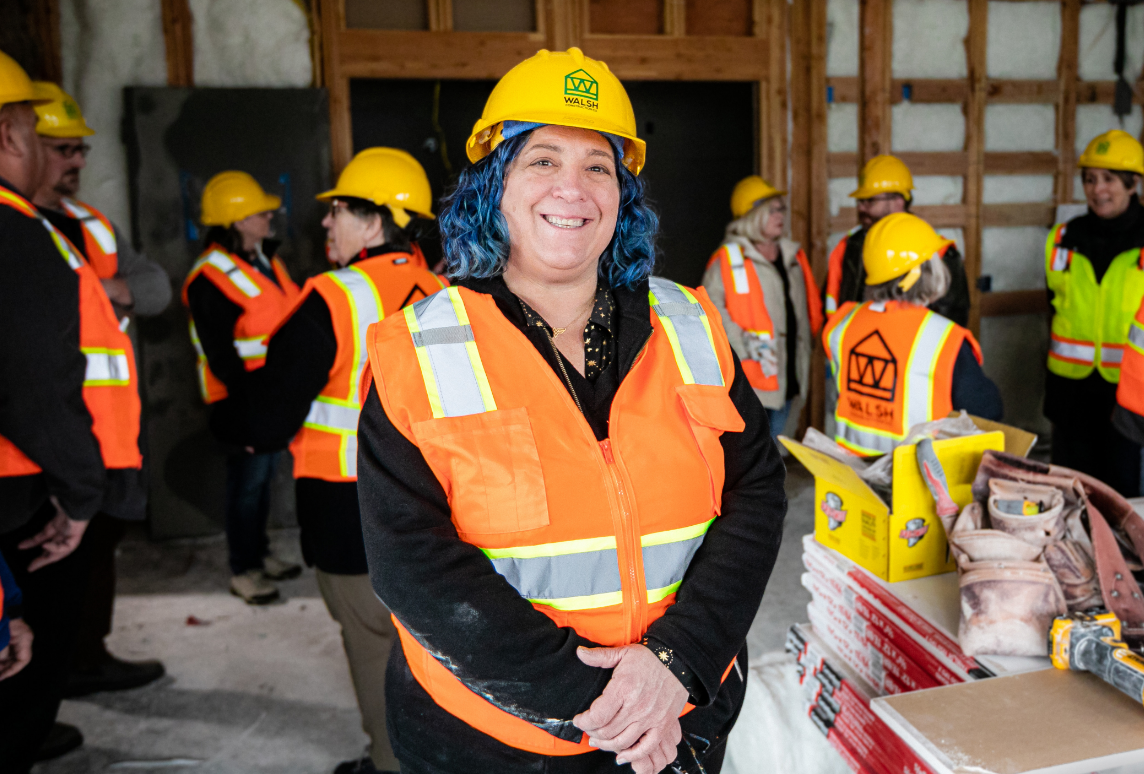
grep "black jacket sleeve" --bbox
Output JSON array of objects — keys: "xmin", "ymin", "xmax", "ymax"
[
  {"xmin": 930, "ymin": 245, "xmax": 970, "ymax": 328},
  {"xmin": 951, "ymin": 340, "xmax": 1003, "ymax": 420},
  {"xmin": 357, "ymin": 382, "xmax": 611, "ymax": 743},
  {"xmin": 185, "ymin": 275, "xmax": 245, "ymax": 392},
  {"xmin": 0, "ymin": 211, "xmax": 104, "ymax": 524},
  {"xmin": 1113, "ymin": 404, "xmax": 1144, "ymax": 446},
  {"xmin": 238, "ymin": 292, "xmax": 338, "ymax": 451},
  {"xmin": 642, "ymin": 352, "xmax": 787, "ymax": 705}
]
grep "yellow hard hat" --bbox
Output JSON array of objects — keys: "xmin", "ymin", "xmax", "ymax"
[
  {"xmin": 730, "ymin": 175, "xmax": 785, "ymax": 219},
  {"xmin": 200, "ymin": 171, "xmax": 281, "ymax": 227},
  {"xmin": 862, "ymin": 212, "xmax": 952, "ymax": 290},
  {"xmin": 32, "ymin": 82, "xmax": 95, "ymax": 137},
  {"xmin": 850, "ymin": 154, "xmax": 913, "ymax": 201},
  {"xmin": 317, "ymin": 147, "xmax": 433, "ymax": 228},
  {"xmin": 1078, "ymin": 129, "xmax": 1144, "ymax": 175},
  {"xmin": 0, "ymin": 50, "xmax": 47, "ymax": 110},
  {"xmin": 466, "ymin": 47, "xmax": 645, "ymax": 175}
]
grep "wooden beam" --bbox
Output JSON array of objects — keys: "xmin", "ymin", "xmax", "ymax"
[
  {"xmin": 982, "ymin": 202, "xmax": 1056, "ymax": 228},
  {"xmin": 579, "ymin": 35, "xmax": 768, "ymax": 80},
  {"xmin": 664, "ymin": 0, "xmax": 686, "ymax": 36},
  {"xmin": 789, "ymin": 0, "xmax": 812, "ymax": 253},
  {"xmin": 339, "ymin": 30, "xmax": 543, "ymax": 79},
  {"xmin": 319, "ymin": 0, "xmax": 352, "ymax": 174},
  {"xmin": 830, "ymin": 204, "xmax": 967, "ymax": 233},
  {"xmin": 828, "ymin": 151, "xmax": 968, "ymax": 177},
  {"xmin": 986, "ymin": 151, "xmax": 1058, "ymax": 174},
  {"xmin": 161, "ymin": 0, "xmax": 195, "ymax": 87},
  {"xmin": 758, "ymin": 0, "xmax": 787, "ymax": 189},
  {"xmin": 980, "ymin": 290, "xmax": 1051, "ymax": 317},
  {"xmin": 1058, "ymin": 0, "xmax": 1080, "ymax": 205},
  {"xmin": 808, "ymin": 0, "xmax": 829, "ymax": 431},
  {"xmin": 546, "ymin": 0, "xmax": 586, "ymax": 50},
  {"xmin": 28, "ymin": 0, "xmax": 61, "ymax": 84},
  {"xmin": 307, "ymin": 0, "xmax": 324, "ymax": 88},
  {"xmin": 427, "ymin": 0, "xmax": 453, "ymax": 32},
  {"xmin": 858, "ymin": 0, "xmax": 892, "ymax": 162},
  {"xmin": 964, "ymin": 0, "xmax": 987, "ymax": 336},
  {"xmin": 1076, "ymin": 80, "xmax": 1144, "ymax": 105}
]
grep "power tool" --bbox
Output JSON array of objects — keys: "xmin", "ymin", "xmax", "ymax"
[{"xmin": 1050, "ymin": 611, "xmax": 1144, "ymax": 706}]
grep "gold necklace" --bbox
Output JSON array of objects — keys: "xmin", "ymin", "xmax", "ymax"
[{"xmin": 545, "ymin": 296, "xmax": 595, "ymax": 338}]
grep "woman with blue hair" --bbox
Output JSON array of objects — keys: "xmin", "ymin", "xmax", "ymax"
[{"xmin": 356, "ymin": 48, "xmax": 786, "ymax": 774}]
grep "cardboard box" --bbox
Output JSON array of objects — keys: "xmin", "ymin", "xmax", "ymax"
[{"xmin": 780, "ymin": 417, "xmax": 1037, "ymax": 583}]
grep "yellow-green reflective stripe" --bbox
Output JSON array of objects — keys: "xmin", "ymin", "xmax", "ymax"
[
  {"xmin": 481, "ymin": 534, "xmax": 617, "ymax": 560},
  {"xmin": 640, "ymin": 519, "xmax": 714, "ymax": 548},
  {"xmin": 403, "ymin": 304, "xmax": 446, "ymax": 418},
  {"xmin": 528, "ymin": 591, "xmax": 624, "ymax": 612},
  {"xmin": 406, "ymin": 288, "xmax": 496, "ymax": 417},
  {"xmin": 648, "ymin": 278, "xmax": 724, "ymax": 386},
  {"xmin": 647, "ymin": 582, "xmax": 682, "ymax": 604},
  {"xmin": 446, "ymin": 287, "xmax": 497, "ymax": 413},
  {"xmin": 328, "ymin": 266, "xmax": 384, "ymax": 403},
  {"xmin": 652, "ymin": 289, "xmax": 695, "ymax": 383}
]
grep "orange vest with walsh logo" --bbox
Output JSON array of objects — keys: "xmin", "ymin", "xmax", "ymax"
[
  {"xmin": 180, "ymin": 246, "xmax": 300, "ymax": 404},
  {"xmin": 0, "ymin": 185, "xmax": 142, "ymax": 474},
  {"xmin": 60, "ymin": 198, "xmax": 119, "ymax": 279},
  {"xmin": 823, "ymin": 300, "xmax": 979, "ymax": 456},
  {"xmin": 707, "ymin": 242, "xmax": 823, "ymax": 393},
  {"xmin": 366, "ymin": 279, "xmax": 743, "ymax": 755},
  {"xmin": 288, "ymin": 252, "xmax": 446, "ymax": 482}
]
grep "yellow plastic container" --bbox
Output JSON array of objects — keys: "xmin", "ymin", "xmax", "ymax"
[{"xmin": 780, "ymin": 417, "xmax": 1036, "ymax": 583}]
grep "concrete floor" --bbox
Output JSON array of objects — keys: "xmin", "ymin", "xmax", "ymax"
[{"xmin": 33, "ymin": 459, "xmax": 816, "ymax": 774}]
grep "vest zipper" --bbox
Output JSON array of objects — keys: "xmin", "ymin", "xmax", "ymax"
[{"xmin": 599, "ymin": 438, "xmax": 643, "ymax": 644}]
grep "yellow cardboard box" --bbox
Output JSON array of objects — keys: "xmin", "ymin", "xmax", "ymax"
[{"xmin": 780, "ymin": 418, "xmax": 1037, "ymax": 583}]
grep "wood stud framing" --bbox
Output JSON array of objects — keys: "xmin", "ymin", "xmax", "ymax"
[
  {"xmin": 161, "ymin": 0, "xmax": 195, "ymax": 87},
  {"xmin": 858, "ymin": 0, "xmax": 893, "ymax": 163},
  {"xmin": 964, "ymin": 0, "xmax": 986, "ymax": 335}
]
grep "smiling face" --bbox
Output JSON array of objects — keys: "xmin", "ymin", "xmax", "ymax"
[
  {"xmin": 499, "ymin": 125, "xmax": 621, "ymax": 285},
  {"xmin": 1082, "ymin": 167, "xmax": 1139, "ymax": 220}
]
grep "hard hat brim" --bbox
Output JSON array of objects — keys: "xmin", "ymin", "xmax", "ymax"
[
  {"xmin": 200, "ymin": 194, "xmax": 282, "ymax": 227},
  {"xmin": 37, "ymin": 124, "xmax": 95, "ymax": 138},
  {"xmin": 466, "ymin": 116, "xmax": 646, "ymax": 176}
]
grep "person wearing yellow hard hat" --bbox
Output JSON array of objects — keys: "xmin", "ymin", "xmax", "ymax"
[
  {"xmin": 180, "ymin": 171, "xmax": 302, "ymax": 605},
  {"xmin": 29, "ymin": 82, "xmax": 172, "ymax": 704},
  {"xmin": 218, "ymin": 147, "xmax": 446, "ymax": 774},
  {"xmin": 1045, "ymin": 129, "xmax": 1144, "ymax": 497},
  {"xmin": 0, "ymin": 51, "xmax": 110, "ymax": 771},
  {"xmin": 823, "ymin": 213, "xmax": 1001, "ymax": 456},
  {"xmin": 824, "ymin": 154, "xmax": 969, "ymax": 326},
  {"xmin": 355, "ymin": 48, "xmax": 784, "ymax": 774},
  {"xmin": 702, "ymin": 175, "xmax": 823, "ymax": 439}
]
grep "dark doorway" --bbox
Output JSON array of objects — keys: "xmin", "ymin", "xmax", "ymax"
[{"xmin": 350, "ymin": 78, "xmax": 756, "ymax": 286}]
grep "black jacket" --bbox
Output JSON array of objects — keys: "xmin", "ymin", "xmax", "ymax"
[
  {"xmin": 356, "ymin": 274, "xmax": 787, "ymax": 772},
  {"xmin": 0, "ymin": 177, "xmax": 104, "ymax": 533},
  {"xmin": 832, "ymin": 227, "xmax": 971, "ymax": 327}
]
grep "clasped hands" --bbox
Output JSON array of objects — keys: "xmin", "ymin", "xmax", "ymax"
[{"xmin": 573, "ymin": 644, "xmax": 689, "ymax": 774}]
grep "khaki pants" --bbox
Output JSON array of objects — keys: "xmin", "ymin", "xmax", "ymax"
[{"xmin": 316, "ymin": 570, "xmax": 399, "ymax": 770}]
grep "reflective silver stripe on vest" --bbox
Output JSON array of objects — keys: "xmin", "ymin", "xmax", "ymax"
[
  {"xmin": 1101, "ymin": 345, "xmax": 1125, "ymax": 365},
  {"xmin": 826, "ymin": 304, "xmax": 861, "ymax": 387},
  {"xmin": 489, "ymin": 548, "xmax": 622, "ymax": 604},
  {"xmin": 904, "ymin": 312, "xmax": 955, "ymax": 432},
  {"xmin": 408, "ymin": 289, "xmax": 490, "ymax": 417},
  {"xmin": 724, "ymin": 243, "xmax": 750, "ymax": 295},
  {"xmin": 1049, "ymin": 336, "xmax": 1096, "ymax": 364},
  {"xmin": 648, "ymin": 277, "xmax": 724, "ymax": 387},
  {"xmin": 234, "ymin": 337, "xmax": 267, "ymax": 360},
  {"xmin": 304, "ymin": 400, "xmax": 360, "ymax": 432},
  {"xmin": 641, "ymin": 535, "xmax": 705, "ymax": 592},
  {"xmin": 1130, "ymin": 321, "xmax": 1144, "ymax": 352},
  {"xmin": 63, "ymin": 200, "xmax": 116, "ymax": 255},
  {"xmin": 83, "ymin": 350, "xmax": 130, "ymax": 385},
  {"xmin": 203, "ymin": 251, "xmax": 262, "ymax": 298},
  {"xmin": 836, "ymin": 419, "xmax": 896, "ymax": 456}
]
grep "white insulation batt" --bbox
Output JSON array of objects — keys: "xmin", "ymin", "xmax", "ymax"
[
  {"xmin": 893, "ymin": 0, "xmax": 967, "ymax": 79},
  {"xmin": 57, "ymin": 0, "xmax": 312, "ymax": 234},
  {"xmin": 722, "ymin": 652, "xmax": 851, "ymax": 774}
]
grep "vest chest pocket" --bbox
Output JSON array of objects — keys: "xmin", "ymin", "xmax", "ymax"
[
  {"xmin": 412, "ymin": 406, "xmax": 550, "ymax": 536},
  {"xmin": 676, "ymin": 384, "xmax": 745, "ymax": 514}
]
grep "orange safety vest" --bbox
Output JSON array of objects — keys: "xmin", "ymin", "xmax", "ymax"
[
  {"xmin": 1119, "ymin": 300, "xmax": 1144, "ymax": 416},
  {"xmin": 288, "ymin": 252, "xmax": 446, "ymax": 481},
  {"xmin": 825, "ymin": 228, "xmax": 954, "ymax": 317},
  {"xmin": 823, "ymin": 300, "xmax": 980, "ymax": 456},
  {"xmin": 180, "ymin": 245, "xmax": 300, "ymax": 403},
  {"xmin": 367, "ymin": 279, "xmax": 743, "ymax": 754},
  {"xmin": 60, "ymin": 198, "xmax": 118, "ymax": 279},
  {"xmin": 0, "ymin": 185, "xmax": 142, "ymax": 473},
  {"xmin": 707, "ymin": 242, "xmax": 823, "ymax": 392}
]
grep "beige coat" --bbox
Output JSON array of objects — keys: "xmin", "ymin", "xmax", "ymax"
[{"xmin": 702, "ymin": 236, "xmax": 813, "ymax": 421}]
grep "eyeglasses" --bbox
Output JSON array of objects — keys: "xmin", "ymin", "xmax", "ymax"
[
  {"xmin": 327, "ymin": 200, "xmax": 348, "ymax": 218},
  {"xmin": 858, "ymin": 194, "xmax": 901, "ymax": 205},
  {"xmin": 47, "ymin": 143, "xmax": 91, "ymax": 160}
]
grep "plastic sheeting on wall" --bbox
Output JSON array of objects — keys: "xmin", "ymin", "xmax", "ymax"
[
  {"xmin": 1076, "ymin": 104, "xmax": 1144, "ymax": 155},
  {"xmin": 1079, "ymin": 3, "xmax": 1144, "ymax": 82},
  {"xmin": 983, "ymin": 175, "xmax": 1055, "ymax": 204},
  {"xmin": 59, "ymin": 0, "xmax": 167, "ymax": 231},
  {"xmin": 987, "ymin": 1, "xmax": 1060, "ymax": 79},
  {"xmin": 913, "ymin": 176, "xmax": 963, "ymax": 206},
  {"xmin": 891, "ymin": 103, "xmax": 965, "ymax": 152},
  {"xmin": 985, "ymin": 105, "xmax": 1056, "ymax": 152},
  {"xmin": 191, "ymin": 0, "xmax": 312, "ymax": 87},
  {"xmin": 892, "ymin": 0, "xmax": 968, "ymax": 78},
  {"xmin": 982, "ymin": 227, "xmax": 1048, "ymax": 291},
  {"xmin": 827, "ymin": 0, "xmax": 858, "ymax": 78},
  {"xmin": 827, "ymin": 103, "xmax": 858, "ymax": 153}
]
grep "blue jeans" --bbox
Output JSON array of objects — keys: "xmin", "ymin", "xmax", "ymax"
[
  {"xmin": 225, "ymin": 450, "xmax": 280, "ymax": 575},
  {"xmin": 765, "ymin": 399, "xmax": 793, "ymax": 441}
]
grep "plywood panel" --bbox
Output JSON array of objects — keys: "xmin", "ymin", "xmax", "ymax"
[
  {"xmin": 580, "ymin": 35, "xmax": 767, "ymax": 80},
  {"xmin": 338, "ymin": 29, "xmax": 544, "ymax": 79},
  {"xmin": 686, "ymin": 0, "xmax": 751, "ymax": 37},
  {"xmin": 589, "ymin": 0, "xmax": 660, "ymax": 35},
  {"xmin": 344, "ymin": 0, "xmax": 427, "ymax": 29}
]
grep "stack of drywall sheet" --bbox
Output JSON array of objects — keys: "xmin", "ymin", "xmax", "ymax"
[{"xmin": 786, "ymin": 623, "xmax": 935, "ymax": 774}]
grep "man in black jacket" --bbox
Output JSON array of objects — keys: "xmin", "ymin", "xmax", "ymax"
[{"xmin": 0, "ymin": 51, "xmax": 105, "ymax": 772}]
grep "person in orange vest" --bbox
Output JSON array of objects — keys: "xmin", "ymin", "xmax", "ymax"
[
  {"xmin": 225, "ymin": 147, "xmax": 446, "ymax": 774},
  {"xmin": 357, "ymin": 48, "xmax": 786, "ymax": 774},
  {"xmin": 1115, "ymin": 298, "xmax": 1144, "ymax": 494},
  {"xmin": 0, "ymin": 51, "xmax": 116, "ymax": 771},
  {"xmin": 181, "ymin": 172, "xmax": 302, "ymax": 604},
  {"xmin": 823, "ymin": 213, "xmax": 1001, "ymax": 456},
  {"xmin": 1045, "ymin": 130, "xmax": 1144, "ymax": 497},
  {"xmin": 824, "ymin": 154, "xmax": 969, "ymax": 326},
  {"xmin": 30, "ymin": 81, "xmax": 170, "ymax": 702},
  {"xmin": 703, "ymin": 175, "xmax": 823, "ymax": 438}
]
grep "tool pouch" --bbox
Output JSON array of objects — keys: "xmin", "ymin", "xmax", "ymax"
[
  {"xmin": 986, "ymin": 479, "xmax": 1066, "ymax": 548},
  {"xmin": 958, "ymin": 559, "xmax": 1067, "ymax": 657},
  {"xmin": 1043, "ymin": 539, "xmax": 1102, "ymax": 612}
]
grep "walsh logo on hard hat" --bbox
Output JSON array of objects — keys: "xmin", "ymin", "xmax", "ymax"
[
  {"xmin": 1097, "ymin": 140, "xmax": 1111, "ymax": 155},
  {"xmin": 822, "ymin": 492, "xmax": 848, "ymax": 531},
  {"xmin": 899, "ymin": 517, "xmax": 929, "ymax": 547},
  {"xmin": 848, "ymin": 330, "xmax": 897, "ymax": 402},
  {"xmin": 564, "ymin": 69, "xmax": 599, "ymax": 111}
]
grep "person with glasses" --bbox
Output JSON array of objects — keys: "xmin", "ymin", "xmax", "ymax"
[
  {"xmin": 29, "ymin": 82, "xmax": 171, "ymax": 715},
  {"xmin": 181, "ymin": 172, "xmax": 301, "ymax": 604},
  {"xmin": 824, "ymin": 154, "xmax": 969, "ymax": 326},
  {"xmin": 227, "ymin": 148, "xmax": 445, "ymax": 774},
  {"xmin": 703, "ymin": 176, "xmax": 823, "ymax": 438}
]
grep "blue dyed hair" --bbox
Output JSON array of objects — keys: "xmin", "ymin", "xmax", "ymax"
[{"xmin": 439, "ymin": 128, "xmax": 659, "ymax": 289}]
